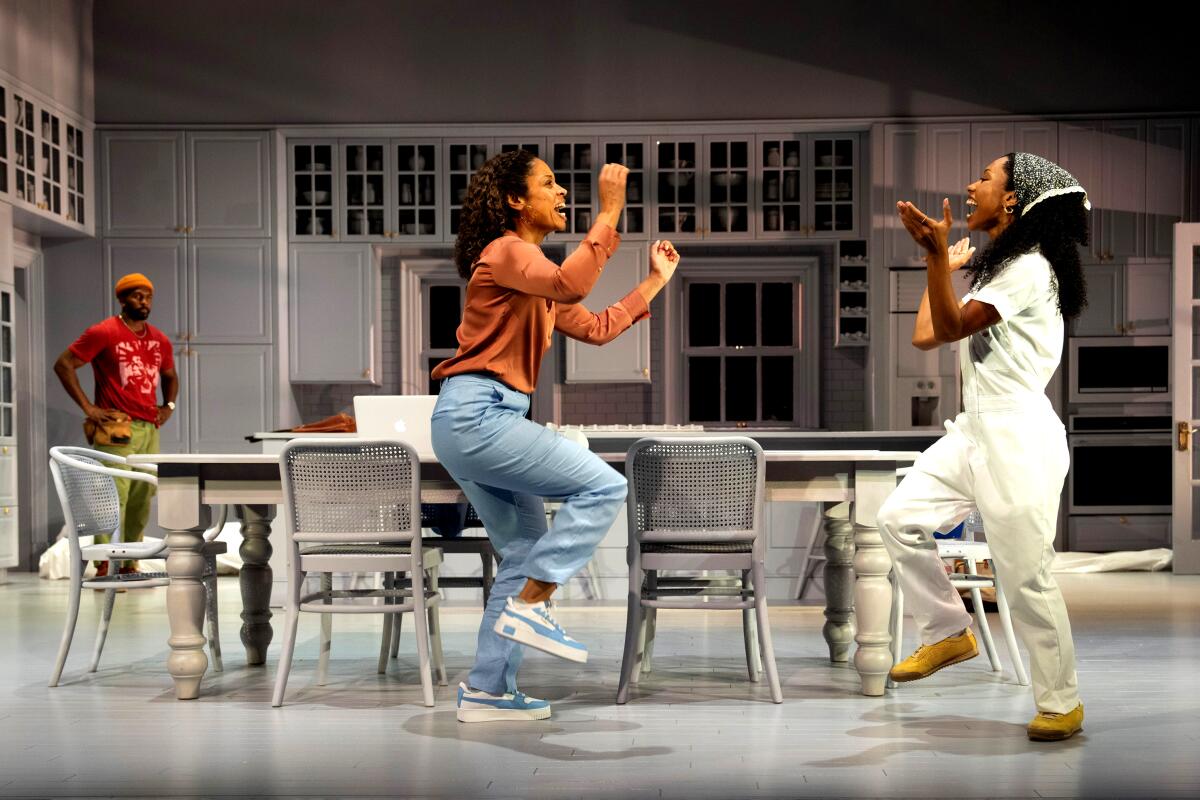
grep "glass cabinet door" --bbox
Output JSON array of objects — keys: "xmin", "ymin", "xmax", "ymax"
[
  {"xmin": 601, "ymin": 139, "xmax": 648, "ymax": 238},
  {"xmin": 289, "ymin": 141, "xmax": 338, "ymax": 240},
  {"xmin": 809, "ymin": 134, "xmax": 860, "ymax": 237},
  {"xmin": 65, "ymin": 122, "xmax": 86, "ymax": 225},
  {"xmin": 758, "ymin": 135, "xmax": 806, "ymax": 237},
  {"xmin": 0, "ymin": 87, "xmax": 8, "ymax": 197},
  {"xmin": 0, "ymin": 287, "xmax": 13, "ymax": 441},
  {"xmin": 11, "ymin": 93, "xmax": 37, "ymax": 206},
  {"xmin": 39, "ymin": 109, "xmax": 63, "ymax": 217},
  {"xmin": 341, "ymin": 141, "xmax": 388, "ymax": 240},
  {"xmin": 445, "ymin": 140, "xmax": 491, "ymax": 237},
  {"xmin": 704, "ymin": 136, "xmax": 751, "ymax": 237},
  {"xmin": 548, "ymin": 139, "xmax": 596, "ymax": 237},
  {"xmin": 497, "ymin": 139, "xmax": 544, "ymax": 159},
  {"xmin": 653, "ymin": 139, "xmax": 700, "ymax": 238},
  {"xmin": 393, "ymin": 140, "xmax": 440, "ymax": 242}
]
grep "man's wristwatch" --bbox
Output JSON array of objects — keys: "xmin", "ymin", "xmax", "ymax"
[{"xmin": 165, "ymin": 401, "xmax": 176, "ymax": 410}]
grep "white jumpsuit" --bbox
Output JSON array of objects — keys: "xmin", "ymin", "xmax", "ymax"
[{"xmin": 877, "ymin": 250, "xmax": 1080, "ymax": 714}]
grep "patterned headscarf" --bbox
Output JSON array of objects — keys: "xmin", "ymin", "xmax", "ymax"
[{"xmin": 1011, "ymin": 152, "xmax": 1090, "ymax": 217}]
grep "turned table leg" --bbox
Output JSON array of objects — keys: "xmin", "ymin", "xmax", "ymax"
[
  {"xmin": 237, "ymin": 504, "xmax": 275, "ymax": 665},
  {"xmin": 159, "ymin": 474, "xmax": 212, "ymax": 699},
  {"xmin": 851, "ymin": 467, "xmax": 899, "ymax": 697},
  {"xmin": 821, "ymin": 502, "xmax": 855, "ymax": 663}
]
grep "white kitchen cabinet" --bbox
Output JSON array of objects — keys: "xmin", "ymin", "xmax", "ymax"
[
  {"xmin": 1, "ymin": 84, "xmax": 92, "ymax": 235},
  {"xmin": 102, "ymin": 130, "xmax": 272, "ymax": 238},
  {"xmin": 547, "ymin": 137, "xmax": 599, "ymax": 241},
  {"xmin": 969, "ymin": 121, "xmax": 1059, "ymax": 250},
  {"xmin": 288, "ymin": 140, "xmax": 339, "ymax": 241},
  {"xmin": 0, "ymin": 283, "xmax": 16, "ymax": 573},
  {"xmin": 188, "ymin": 239, "xmax": 272, "ymax": 343},
  {"xmin": 186, "ymin": 344, "xmax": 273, "ymax": 453},
  {"xmin": 651, "ymin": 136, "xmax": 703, "ymax": 240},
  {"xmin": 103, "ymin": 239, "xmax": 188, "ymax": 340},
  {"xmin": 599, "ymin": 138, "xmax": 651, "ymax": 238},
  {"xmin": 186, "ymin": 132, "xmax": 272, "ymax": 238},
  {"xmin": 391, "ymin": 139, "xmax": 441, "ymax": 243},
  {"xmin": 104, "ymin": 238, "xmax": 272, "ymax": 344},
  {"xmin": 1146, "ymin": 119, "xmax": 1189, "ymax": 259},
  {"xmin": 564, "ymin": 243, "xmax": 651, "ymax": 383},
  {"xmin": 288, "ymin": 244, "xmax": 381, "ymax": 383},
  {"xmin": 881, "ymin": 123, "xmax": 970, "ymax": 266},
  {"xmin": 1059, "ymin": 120, "xmax": 1147, "ymax": 264},
  {"xmin": 703, "ymin": 135, "xmax": 753, "ymax": 238},
  {"xmin": 1072, "ymin": 259, "xmax": 1171, "ymax": 336}
]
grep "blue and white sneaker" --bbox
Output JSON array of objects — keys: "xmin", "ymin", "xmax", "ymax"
[
  {"xmin": 493, "ymin": 597, "xmax": 589, "ymax": 663},
  {"xmin": 456, "ymin": 682, "xmax": 551, "ymax": 723}
]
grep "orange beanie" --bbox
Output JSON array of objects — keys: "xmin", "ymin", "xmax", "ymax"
[{"xmin": 114, "ymin": 273, "xmax": 154, "ymax": 298}]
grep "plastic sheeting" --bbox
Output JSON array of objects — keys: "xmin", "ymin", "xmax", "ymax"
[{"xmin": 1051, "ymin": 548, "xmax": 1173, "ymax": 573}]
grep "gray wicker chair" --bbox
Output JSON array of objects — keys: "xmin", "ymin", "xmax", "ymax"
[
  {"xmin": 273, "ymin": 439, "xmax": 444, "ymax": 708},
  {"xmin": 616, "ymin": 436, "xmax": 782, "ymax": 704},
  {"xmin": 47, "ymin": 446, "xmax": 226, "ymax": 687}
]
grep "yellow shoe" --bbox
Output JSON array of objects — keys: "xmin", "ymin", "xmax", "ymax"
[
  {"xmin": 889, "ymin": 629, "xmax": 978, "ymax": 682},
  {"xmin": 1027, "ymin": 703, "xmax": 1084, "ymax": 741}
]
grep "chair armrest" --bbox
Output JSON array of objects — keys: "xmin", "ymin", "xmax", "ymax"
[
  {"xmin": 202, "ymin": 505, "xmax": 229, "ymax": 542},
  {"xmin": 49, "ymin": 446, "xmax": 158, "ymax": 486}
]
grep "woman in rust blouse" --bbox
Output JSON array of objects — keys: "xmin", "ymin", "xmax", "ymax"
[{"xmin": 431, "ymin": 150, "xmax": 678, "ymax": 722}]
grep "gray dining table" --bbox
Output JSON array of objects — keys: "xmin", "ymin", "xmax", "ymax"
[{"xmin": 130, "ymin": 448, "xmax": 918, "ymax": 701}]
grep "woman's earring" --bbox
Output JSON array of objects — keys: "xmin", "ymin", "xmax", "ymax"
[{"xmin": 1005, "ymin": 205, "xmax": 1015, "ymax": 215}]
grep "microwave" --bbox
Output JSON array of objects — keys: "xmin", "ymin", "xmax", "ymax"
[{"xmin": 1068, "ymin": 336, "xmax": 1170, "ymax": 404}]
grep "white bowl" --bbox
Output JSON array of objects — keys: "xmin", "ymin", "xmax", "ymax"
[{"xmin": 302, "ymin": 190, "xmax": 330, "ymax": 204}]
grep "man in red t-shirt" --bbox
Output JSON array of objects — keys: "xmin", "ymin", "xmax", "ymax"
[{"xmin": 54, "ymin": 273, "xmax": 179, "ymax": 576}]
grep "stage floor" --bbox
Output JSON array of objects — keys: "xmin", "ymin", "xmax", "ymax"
[{"xmin": 2, "ymin": 571, "xmax": 1199, "ymax": 798}]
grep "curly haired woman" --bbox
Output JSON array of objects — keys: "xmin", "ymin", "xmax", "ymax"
[
  {"xmin": 878, "ymin": 153, "xmax": 1090, "ymax": 741},
  {"xmin": 430, "ymin": 150, "xmax": 679, "ymax": 722}
]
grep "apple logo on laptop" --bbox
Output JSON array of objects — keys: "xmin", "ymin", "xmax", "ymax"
[{"xmin": 393, "ymin": 419, "xmax": 408, "ymax": 434}]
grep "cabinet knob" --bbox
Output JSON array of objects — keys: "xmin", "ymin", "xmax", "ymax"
[
  {"xmin": 362, "ymin": 368, "xmax": 371, "ymax": 379},
  {"xmin": 2, "ymin": 446, "xmax": 8, "ymax": 454},
  {"xmin": 2, "ymin": 508, "xmax": 9, "ymax": 515},
  {"xmin": 642, "ymin": 368, "xmax": 650, "ymax": 378}
]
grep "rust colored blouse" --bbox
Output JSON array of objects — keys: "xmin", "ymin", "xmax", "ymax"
[{"xmin": 431, "ymin": 223, "xmax": 649, "ymax": 393}]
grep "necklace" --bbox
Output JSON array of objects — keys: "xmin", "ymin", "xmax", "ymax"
[{"xmin": 119, "ymin": 313, "xmax": 148, "ymax": 339}]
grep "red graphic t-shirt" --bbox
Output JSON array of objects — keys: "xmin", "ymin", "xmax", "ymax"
[{"xmin": 69, "ymin": 317, "xmax": 175, "ymax": 425}]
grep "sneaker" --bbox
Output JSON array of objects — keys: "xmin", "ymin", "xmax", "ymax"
[
  {"xmin": 493, "ymin": 597, "xmax": 588, "ymax": 663},
  {"xmin": 456, "ymin": 682, "xmax": 551, "ymax": 723},
  {"xmin": 1027, "ymin": 703, "xmax": 1084, "ymax": 741},
  {"xmin": 889, "ymin": 629, "xmax": 978, "ymax": 682}
]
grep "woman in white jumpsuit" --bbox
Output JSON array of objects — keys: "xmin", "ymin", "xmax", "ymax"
[{"xmin": 878, "ymin": 152, "xmax": 1090, "ymax": 741}]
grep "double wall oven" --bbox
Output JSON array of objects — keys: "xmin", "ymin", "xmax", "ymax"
[{"xmin": 1066, "ymin": 336, "xmax": 1172, "ymax": 551}]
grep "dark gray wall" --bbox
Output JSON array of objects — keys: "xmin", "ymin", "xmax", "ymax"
[{"xmin": 93, "ymin": 1, "xmax": 1197, "ymax": 125}]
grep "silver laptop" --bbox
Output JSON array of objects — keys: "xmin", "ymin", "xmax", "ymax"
[{"xmin": 352, "ymin": 395, "xmax": 438, "ymax": 460}]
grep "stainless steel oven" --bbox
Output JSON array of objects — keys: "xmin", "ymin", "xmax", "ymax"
[
  {"xmin": 1067, "ymin": 336, "xmax": 1170, "ymax": 404},
  {"xmin": 1067, "ymin": 412, "xmax": 1171, "ymax": 515}
]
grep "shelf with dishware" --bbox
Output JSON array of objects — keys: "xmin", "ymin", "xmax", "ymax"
[
  {"xmin": 758, "ymin": 133, "xmax": 861, "ymax": 239},
  {"xmin": 835, "ymin": 239, "xmax": 870, "ymax": 347},
  {"xmin": 284, "ymin": 128, "xmax": 866, "ymax": 245},
  {"xmin": 0, "ymin": 77, "xmax": 93, "ymax": 237}
]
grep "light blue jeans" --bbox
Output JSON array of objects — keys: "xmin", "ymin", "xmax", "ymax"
[{"xmin": 431, "ymin": 373, "xmax": 628, "ymax": 694}]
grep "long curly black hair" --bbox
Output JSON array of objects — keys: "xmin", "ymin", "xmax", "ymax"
[
  {"xmin": 453, "ymin": 149, "xmax": 538, "ymax": 279},
  {"xmin": 966, "ymin": 153, "xmax": 1090, "ymax": 320}
]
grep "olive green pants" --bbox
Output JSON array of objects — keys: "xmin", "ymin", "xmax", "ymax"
[{"xmin": 94, "ymin": 419, "xmax": 160, "ymax": 546}]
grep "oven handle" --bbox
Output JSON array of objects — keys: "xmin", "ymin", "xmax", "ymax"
[{"xmin": 1069, "ymin": 433, "xmax": 1172, "ymax": 447}]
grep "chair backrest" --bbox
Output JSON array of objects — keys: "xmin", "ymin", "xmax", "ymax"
[
  {"xmin": 49, "ymin": 451, "xmax": 121, "ymax": 542},
  {"xmin": 280, "ymin": 438, "xmax": 421, "ymax": 545},
  {"xmin": 625, "ymin": 437, "xmax": 765, "ymax": 543}
]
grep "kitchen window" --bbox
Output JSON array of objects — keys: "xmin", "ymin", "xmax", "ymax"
[{"xmin": 677, "ymin": 259, "xmax": 819, "ymax": 428}]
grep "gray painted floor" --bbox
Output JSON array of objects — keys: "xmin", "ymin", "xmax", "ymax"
[{"xmin": 2, "ymin": 571, "xmax": 1199, "ymax": 799}]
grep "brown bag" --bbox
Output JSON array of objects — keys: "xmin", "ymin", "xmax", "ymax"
[
  {"xmin": 83, "ymin": 412, "xmax": 133, "ymax": 446},
  {"xmin": 288, "ymin": 412, "xmax": 357, "ymax": 434}
]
